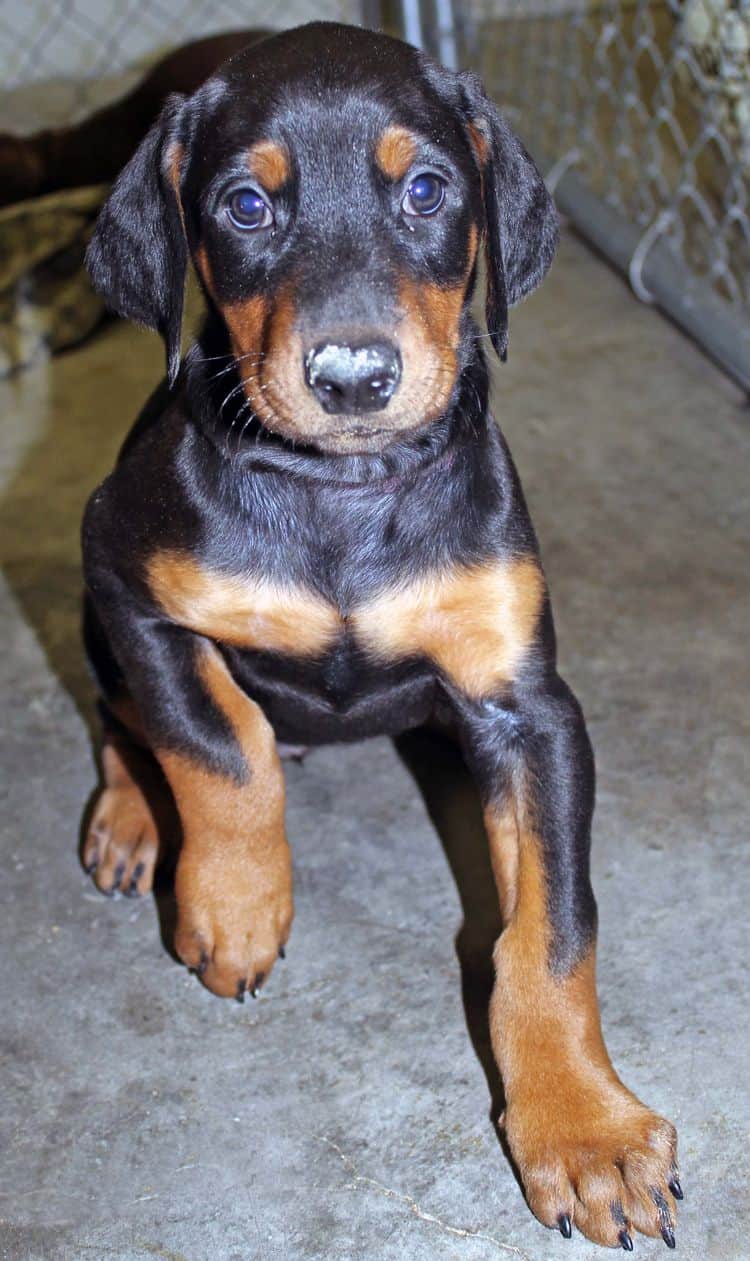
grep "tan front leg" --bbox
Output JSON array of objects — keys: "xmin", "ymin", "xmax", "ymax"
[
  {"xmin": 158, "ymin": 643, "xmax": 293, "ymax": 1000},
  {"xmin": 485, "ymin": 794, "xmax": 680, "ymax": 1249}
]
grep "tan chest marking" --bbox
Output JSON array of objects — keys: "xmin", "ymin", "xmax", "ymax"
[
  {"xmin": 351, "ymin": 556, "xmax": 544, "ymax": 698},
  {"xmin": 147, "ymin": 551, "xmax": 341, "ymax": 657},
  {"xmin": 147, "ymin": 551, "xmax": 543, "ymax": 694}
]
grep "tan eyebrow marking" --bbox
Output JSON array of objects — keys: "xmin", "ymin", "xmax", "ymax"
[
  {"xmin": 375, "ymin": 125, "xmax": 418, "ymax": 181},
  {"xmin": 247, "ymin": 140, "xmax": 290, "ymax": 192}
]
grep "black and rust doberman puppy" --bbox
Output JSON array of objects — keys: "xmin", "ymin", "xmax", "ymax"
[{"xmin": 82, "ymin": 22, "xmax": 681, "ymax": 1250}]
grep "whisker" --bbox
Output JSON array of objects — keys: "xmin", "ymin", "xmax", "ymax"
[
  {"xmin": 234, "ymin": 406, "xmax": 257, "ymax": 455},
  {"xmin": 225, "ymin": 376, "xmax": 264, "ymax": 442},
  {"xmin": 205, "ymin": 359, "xmax": 255, "ymax": 385},
  {"xmin": 191, "ymin": 348, "xmax": 265, "ymax": 366},
  {"xmin": 218, "ymin": 377, "xmax": 252, "ymax": 421},
  {"xmin": 189, "ymin": 351, "xmax": 233, "ymax": 365},
  {"xmin": 467, "ymin": 326, "xmax": 506, "ymax": 344}
]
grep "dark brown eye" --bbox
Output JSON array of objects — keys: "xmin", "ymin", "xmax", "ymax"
[
  {"xmin": 226, "ymin": 188, "xmax": 273, "ymax": 231},
  {"xmin": 402, "ymin": 173, "xmax": 445, "ymax": 217}
]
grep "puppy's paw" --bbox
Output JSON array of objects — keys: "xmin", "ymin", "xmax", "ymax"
[
  {"xmin": 174, "ymin": 842, "xmax": 293, "ymax": 1000},
  {"xmin": 504, "ymin": 1083, "xmax": 680, "ymax": 1248},
  {"xmin": 84, "ymin": 783, "xmax": 159, "ymax": 897}
]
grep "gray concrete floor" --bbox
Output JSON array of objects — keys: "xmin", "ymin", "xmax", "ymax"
[{"xmin": 1, "ymin": 231, "xmax": 749, "ymax": 1261}]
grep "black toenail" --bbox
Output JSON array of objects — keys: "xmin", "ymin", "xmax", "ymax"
[
  {"xmin": 652, "ymin": 1186, "xmax": 675, "ymax": 1243},
  {"xmin": 85, "ymin": 860, "xmax": 98, "ymax": 874},
  {"xmin": 132, "ymin": 861, "xmax": 145, "ymax": 881},
  {"xmin": 619, "ymin": 1231, "xmax": 633, "ymax": 1251},
  {"xmin": 235, "ymin": 979, "xmax": 246, "ymax": 1003},
  {"xmin": 558, "ymin": 1213, "xmax": 572, "ymax": 1238},
  {"xmin": 278, "ymin": 946, "xmax": 286, "ymax": 959},
  {"xmin": 197, "ymin": 952, "xmax": 208, "ymax": 978},
  {"xmin": 669, "ymin": 1177, "xmax": 683, "ymax": 1200},
  {"xmin": 113, "ymin": 861, "xmax": 126, "ymax": 886}
]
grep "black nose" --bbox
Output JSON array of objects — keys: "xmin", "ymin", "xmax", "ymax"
[{"xmin": 304, "ymin": 340, "xmax": 402, "ymax": 414}]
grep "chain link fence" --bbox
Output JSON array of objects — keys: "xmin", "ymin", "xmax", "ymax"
[
  {"xmin": 0, "ymin": 0, "xmax": 365, "ymax": 132},
  {"xmin": 455, "ymin": 0, "xmax": 750, "ymax": 393}
]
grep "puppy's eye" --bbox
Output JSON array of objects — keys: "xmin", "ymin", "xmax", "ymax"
[
  {"xmin": 402, "ymin": 173, "xmax": 445, "ymax": 217},
  {"xmin": 226, "ymin": 188, "xmax": 273, "ymax": 231}
]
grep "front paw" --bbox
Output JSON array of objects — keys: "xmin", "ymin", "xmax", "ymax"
[
  {"xmin": 504, "ymin": 1083, "xmax": 680, "ymax": 1249},
  {"xmin": 174, "ymin": 840, "xmax": 293, "ymax": 1000}
]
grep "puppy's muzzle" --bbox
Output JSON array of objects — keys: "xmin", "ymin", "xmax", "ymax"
[{"xmin": 304, "ymin": 340, "xmax": 402, "ymax": 415}]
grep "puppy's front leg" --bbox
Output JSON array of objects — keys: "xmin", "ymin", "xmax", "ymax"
[
  {"xmin": 163, "ymin": 641, "xmax": 293, "ymax": 999},
  {"xmin": 87, "ymin": 581, "xmax": 292, "ymax": 999},
  {"xmin": 459, "ymin": 677, "xmax": 680, "ymax": 1248}
]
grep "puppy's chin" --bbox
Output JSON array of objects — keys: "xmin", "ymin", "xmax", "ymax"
[
  {"xmin": 262, "ymin": 415, "xmax": 428, "ymax": 456},
  {"xmin": 310, "ymin": 426, "xmax": 411, "ymax": 456}
]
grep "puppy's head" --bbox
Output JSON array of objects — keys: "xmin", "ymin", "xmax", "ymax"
[{"xmin": 87, "ymin": 23, "xmax": 558, "ymax": 455}]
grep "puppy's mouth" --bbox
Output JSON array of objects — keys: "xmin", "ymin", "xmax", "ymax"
[
  {"xmin": 293, "ymin": 421, "xmax": 422, "ymax": 455},
  {"xmin": 339, "ymin": 424, "xmax": 389, "ymax": 436},
  {"xmin": 329, "ymin": 424, "xmax": 391, "ymax": 445}
]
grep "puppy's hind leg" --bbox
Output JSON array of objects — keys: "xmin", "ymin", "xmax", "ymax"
[
  {"xmin": 83, "ymin": 704, "xmax": 175, "ymax": 898},
  {"xmin": 83, "ymin": 592, "xmax": 175, "ymax": 896}
]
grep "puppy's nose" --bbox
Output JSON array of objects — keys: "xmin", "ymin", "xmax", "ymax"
[{"xmin": 304, "ymin": 341, "xmax": 401, "ymax": 414}]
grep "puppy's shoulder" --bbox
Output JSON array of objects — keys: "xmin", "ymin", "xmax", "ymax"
[{"xmin": 82, "ymin": 378, "xmax": 209, "ymax": 577}]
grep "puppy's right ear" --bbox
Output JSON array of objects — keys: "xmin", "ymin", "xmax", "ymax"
[{"xmin": 86, "ymin": 94, "xmax": 188, "ymax": 386}]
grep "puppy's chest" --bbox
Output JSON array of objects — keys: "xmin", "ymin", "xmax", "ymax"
[{"xmin": 146, "ymin": 549, "xmax": 544, "ymax": 699}]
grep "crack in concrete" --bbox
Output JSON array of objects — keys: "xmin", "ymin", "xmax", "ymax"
[{"xmin": 316, "ymin": 1135, "xmax": 531, "ymax": 1259}]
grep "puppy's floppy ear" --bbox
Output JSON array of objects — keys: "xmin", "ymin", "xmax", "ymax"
[
  {"xmin": 86, "ymin": 93, "xmax": 188, "ymax": 386},
  {"xmin": 459, "ymin": 72, "xmax": 559, "ymax": 361}
]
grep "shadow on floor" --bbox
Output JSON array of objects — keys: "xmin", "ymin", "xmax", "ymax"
[
  {"xmin": 0, "ymin": 331, "xmax": 139, "ymax": 739},
  {"xmin": 395, "ymin": 727, "xmax": 505, "ymax": 1126}
]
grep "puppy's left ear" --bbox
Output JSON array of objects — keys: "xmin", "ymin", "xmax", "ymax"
[
  {"xmin": 459, "ymin": 72, "xmax": 559, "ymax": 361},
  {"xmin": 86, "ymin": 93, "xmax": 188, "ymax": 386}
]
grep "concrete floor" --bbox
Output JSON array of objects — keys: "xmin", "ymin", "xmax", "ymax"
[{"xmin": 1, "ymin": 230, "xmax": 748, "ymax": 1261}]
